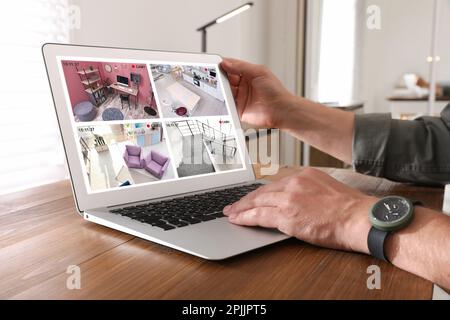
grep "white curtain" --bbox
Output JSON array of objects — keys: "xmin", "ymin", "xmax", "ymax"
[{"xmin": 0, "ymin": 0, "xmax": 72, "ymax": 195}]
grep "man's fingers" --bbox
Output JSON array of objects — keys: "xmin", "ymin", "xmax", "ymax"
[
  {"xmin": 228, "ymin": 74, "xmax": 241, "ymax": 86},
  {"xmin": 253, "ymin": 178, "xmax": 292, "ymax": 194},
  {"xmin": 223, "ymin": 180, "xmax": 290, "ymax": 213},
  {"xmin": 235, "ymin": 78, "xmax": 249, "ymax": 118},
  {"xmin": 231, "ymin": 85, "xmax": 238, "ymax": 98},
  {"xmin": 228, "ymin": 207, "xmax": 280, "ymax": 228},
  {"xmin": 224, "ymin": 191, "xmax": 290, "ymax": 215},
  {"xmin": 223, "ymin": 176, "xmax": 304, "ymax": 214},
  {"xmin": 241, "ymin": 177, "xmax": 295, "ymax": 198},
  {"xmin": 221, "ymin": 57, "xmax": 266, "ymax": 78},
  {"xmin": 220, "ymin": 58, "xmax": 235, "ymax": 74}
]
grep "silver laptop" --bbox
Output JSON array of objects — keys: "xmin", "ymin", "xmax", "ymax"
[{"xmin": 42, "ymin": 43, "xmax": 289, "ymax": 260}]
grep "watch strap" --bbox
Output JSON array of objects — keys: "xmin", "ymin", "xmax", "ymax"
[{"xmin": 368, "ymin": 227, "xmax": 390, "ymax": 262}]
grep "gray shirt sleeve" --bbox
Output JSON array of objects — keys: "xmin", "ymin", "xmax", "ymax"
[{"xmin": 352, "ymin": 103, "xmax": 450, "ymax": 186}]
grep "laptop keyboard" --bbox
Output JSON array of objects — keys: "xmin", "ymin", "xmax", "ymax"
[{"xmin": 109, "ymin": 183, "xmax": 262, "ymax": 231}]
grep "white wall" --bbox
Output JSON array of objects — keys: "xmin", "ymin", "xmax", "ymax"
[
  {"xmin": 358, "ymin": 0, "xmax": 450, "ymax": 113},
  {"xmin": 70, "ymin": 0, "xmax": 298, "ymax": 84},
  {"xmin": 70, "ymin": 0, "xmax": 247, "ymax": 59}
]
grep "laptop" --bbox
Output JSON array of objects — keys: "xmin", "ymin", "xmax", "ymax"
[{"xmin": 42, "ymin": 43, "xmax": 289, "ymax": 260}]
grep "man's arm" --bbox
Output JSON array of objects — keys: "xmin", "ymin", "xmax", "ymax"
[
  {"xmin": 281, "ymin": 96, "xmax": 355, "ymax": 164},
  {"xmin": 354, "ymin": 109, "xmax": 450, "ymax": 186},
  {"xmin": 386, "ymin": 206, "xmax": 450, "ymax": 291},
  {"xmin": 221, "ymin": 58, "xmax": 450, "ymax": 290},
  {"xmin": 223, "ymin": 168, "xmax": 450, "ymax": 292},
  {"xmin": 280, "ymin": 96, "xmax": 450, "ymax": 186},
  {"xmin": 220, "ymin": 58, "xmax": 355, "ymax": 164},
  {"xmin": 222, "ymin": 58, "xmax": 450, "ymax": 186}
]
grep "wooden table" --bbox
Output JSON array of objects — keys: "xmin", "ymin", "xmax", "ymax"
[
  {"xmin": 0, "ymin": 167, "xmax": 443, "ymax": 299},
  {"xmin": 109, "ymin": 83, "xmax": 139, "ymax": 108}
]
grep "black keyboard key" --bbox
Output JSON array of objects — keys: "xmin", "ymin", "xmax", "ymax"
[
  {"xmin": 180, "ymin": 217, "xmax": 202, "ymax": 224},
  {"xmin": 198, "ymin": 216, "xmax": 215, "ymax": 222},
  {"xmin": 168, "ymin": 221, "xmax": 188, "ymax": 227},
  {"xmin": 138, "ymin": 217, "xmax": 161, "ymax": 224},
  {"xmin": 189, "ymin": 211, "xmax": 205, "ymax": 217},
  {"xmin": 154, "ymin": 224, "xmax": 175, "ymax": 231},
  {"xmin": 109, "ymin": 183, "xmax": 263, "ymax": 230},
  {"xmin": 211, "ymin": 212, "xmax": 226, "ymax": 218},
  {"xmin": 205, "ymin": 211, "xmax": 221, "ymax": 216}
]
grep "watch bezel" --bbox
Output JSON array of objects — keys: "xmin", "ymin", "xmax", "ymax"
[{"xmin": 369, "ymin": 196, "xmax": 415, "ymax": 232}]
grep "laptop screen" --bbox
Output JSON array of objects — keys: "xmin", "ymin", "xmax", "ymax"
[{"xmin": 59, "ymin": 58, "xmax": 246, "ymax": 194}]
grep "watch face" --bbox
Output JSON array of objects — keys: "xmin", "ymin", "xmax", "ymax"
[{"xmin": 372, "ymin": 197, "xmax": 411, "ymax": 223}]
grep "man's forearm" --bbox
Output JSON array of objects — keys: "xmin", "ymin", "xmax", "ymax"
[
  {"xmin": 384, "ymin": 207, "xmax": 450, "ymax": 292},
  {"xmin": 281, "ymin": 96, "xmax": 355, "ymax": 164},
  {"xmin": 277, "ymin": 96, "xmax": 450, "ymax": 290},
  {"xmin": 352, "ymin": 199, "xmax": 450, "ymax": 291}
]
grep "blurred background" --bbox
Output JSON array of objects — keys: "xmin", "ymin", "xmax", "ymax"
[{"xmin": 0, "ymin": 0, "xmax": 448, "ymax": 195}]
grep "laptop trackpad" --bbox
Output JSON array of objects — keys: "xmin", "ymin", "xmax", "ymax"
[{"xmin": 154, "ymin": 218, "xmax": 290, "ymax": 260}]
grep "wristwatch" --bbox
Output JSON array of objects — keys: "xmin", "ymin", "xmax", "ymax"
[{"xmin": 368, "ymin": 196, "xmax": 420, "ymax": 262}]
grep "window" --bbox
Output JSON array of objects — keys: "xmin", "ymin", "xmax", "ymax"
[
  {"xmin": 0, "ymin": 0, "xmax": 72, "ymax": 194},
  {"xmin": 317, "ymin": 0, "xmax": 357, "ymax": 103}
]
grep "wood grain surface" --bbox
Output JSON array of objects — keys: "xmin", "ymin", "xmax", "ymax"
[{"xmin": 0, "ymin": 167, "xmax": 442, "ymax": 299}]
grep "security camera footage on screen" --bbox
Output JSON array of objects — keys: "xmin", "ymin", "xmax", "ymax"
[{"xmin": 59, "ymin": 58, "xmax": 245, "ymax": 193}]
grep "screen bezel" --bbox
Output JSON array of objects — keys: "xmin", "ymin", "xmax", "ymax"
[{"xmin": 42, "ymin": 43, "xmax": 255, "ymax": 212}]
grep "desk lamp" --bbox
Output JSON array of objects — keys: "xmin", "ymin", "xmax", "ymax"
[{"xmin": 197, "ymin": 2, "xmax": 254, "ymax": 53}]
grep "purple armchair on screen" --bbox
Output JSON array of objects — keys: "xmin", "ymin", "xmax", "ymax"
[
  {"xmin": 142, "ymin": 150, "xmax": 170, "ymax": 179},
  {"xmin": 123, "ymin": 145, "xmax": 143, "ymax": 169}
]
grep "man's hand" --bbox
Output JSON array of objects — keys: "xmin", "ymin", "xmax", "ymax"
[
  {"xmin": 220, "ymin": 58, "xmax": 355, "ymax": 163},
  {"xmin": 220, "ymin": 58, "xmax": 295, "ymax": 129},
  {"xmin": 220, "ymin": 58, "xmax": 450, "ymax": 292},
  {"xmin": 223, "ymin": 168, "xmax": 376, "ymax": 253}
]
